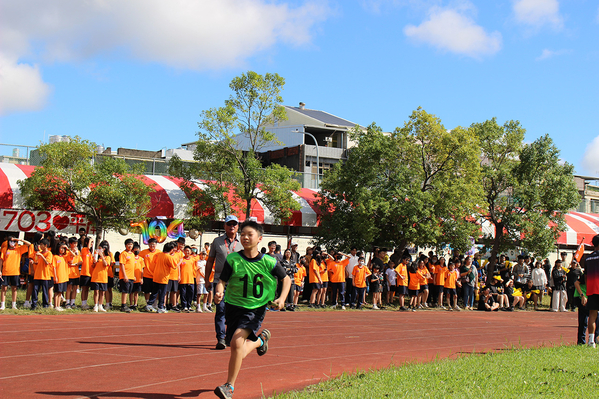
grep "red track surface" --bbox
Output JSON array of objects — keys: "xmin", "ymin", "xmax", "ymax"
[{"xmin": 0, "ymin": 309, "xmax": 577, "ymax": 399}]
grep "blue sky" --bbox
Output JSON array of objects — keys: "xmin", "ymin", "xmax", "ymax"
[{"xmin": 1, "ymin": 0, "xmax": 598, "ymax": 174}]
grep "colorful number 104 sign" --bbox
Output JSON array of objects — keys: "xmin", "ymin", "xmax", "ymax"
[{"xmin": 130, "ymin": 219, "xmax": 185, "ymax": 245}]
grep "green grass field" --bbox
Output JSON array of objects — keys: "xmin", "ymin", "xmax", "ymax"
[{"xmin": 271, "ymin": 345, "xmax": 598, "ymax": 398}]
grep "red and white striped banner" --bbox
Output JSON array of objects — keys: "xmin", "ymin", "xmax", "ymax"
[{"xmin": 0, "ymin": 163, "xmax": 321, "ymax": 228}]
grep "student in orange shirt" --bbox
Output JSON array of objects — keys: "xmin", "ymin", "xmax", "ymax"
[
  {"xmin": 53, "ymin": 244, "xmax": 70, "ymax": 311},
  {"xmin": 119, "ymin": 239, "xmax": 136, "ymax": 313},
  {"xmin": 308, "ymin": 250, "xmax": 326, "ymax": 308},
  {"xmin": 417, "ymin": 260, "xmax": 431, "ymax": 308},
  {"xmin": 179, "ymin": 246, "xmax": 196, "ymax": 312},
  {"xmin": 444, "ymin": 261, "xmax": 461, "ymax": 311},
  {"xmin": 0, "ymin": 235, "xmax": 30, "ymax": 310},
  {"xmin": 435, "ymin": 257, "xmax": 448, "ymax": 309},
  {"xmin": 24, "ymin": 233, "xmax": 43, "ymax": 309},
  {"xmin": 31, "ymin": 238, "xmax": 54, "ymax": 309},
  {"xmin": 139, "ymin": 238, "xmax": 159, "ymax": 307},
  {"xmin": 316, "ymin": 250, "xmax": 330, "ymax": 307},
  {"xmin": 407, "ymin": 262, "xmax": 420, "ymax": 311},
  {"xmin": 65, "ymin": 237, "xmax": 82, "ymax": 309},
  {"xmin": 326, "ymin": 251, "xmax": 350, "ymax": 309},
  {"xmin": 150, "ymin": 242, "xmax": 180, "ymax": 313},
  {"xmin": 130, "ymin": 243, "xmax": 144, "ymax": 310},
  {"xmin": 395, "ymin": 255, "xmax": 410, "ymax": 311},
  {"xmin": 91, "ymin": 240, "xmax": 113, "ymax": 312},
  {"xmin": 352, "ymin": 256, "xmax": 371, "ymax": 309},
  {"xmin": 78, "ymin": 237, "xmax": 94, "ymax": 310},
  {"xmin": 293, "ymin": 257, "xmax": 307, "ymax": 309},
  {"xmin": 168, "ymin": 237, "xmax": 185, "ymax": 312}
]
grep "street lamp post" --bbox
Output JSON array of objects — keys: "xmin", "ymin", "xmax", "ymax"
[{"xmin": 295, "ymin": 128, "xmax": 319, "ymax": 189}]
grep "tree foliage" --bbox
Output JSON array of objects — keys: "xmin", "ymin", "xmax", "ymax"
[
  {"xmin": 473, "ymin": 118, "xmax": 580, "ymax": 272},
  {"xmin": 315, "ymin": 108, "xmax": 483, "ymax": 253},
  {"xmin": 18, "ymin": 137, "xmax": 154, "ymax": 241},
  {"xmin": 169, "ymin": 71, "xmax": 300, "ymax": 224}
]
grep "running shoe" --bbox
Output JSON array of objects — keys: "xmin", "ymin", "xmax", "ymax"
[
  {"xmin": 257, "ymin": 329, "xmax": 271, "ymax": 356},
  {"xmin": 214, "ymin": 383, "xmax": 234, "ymax": 399}
]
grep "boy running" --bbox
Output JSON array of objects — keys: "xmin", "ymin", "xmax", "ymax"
[{"xmin": 213, "ymin": 220, "xmax": 291, "ymax": 399}]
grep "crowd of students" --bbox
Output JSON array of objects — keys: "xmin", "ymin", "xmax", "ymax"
[{"xmin": 0, "ymin": 232, "xmax": 592, "ymax": 318}]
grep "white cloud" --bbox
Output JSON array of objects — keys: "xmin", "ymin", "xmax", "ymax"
[
  {"xmin": 582, "ymin": 135, "xmax": 599, "ymax": 175},
  {"xmin": 0, "ymin": 54, "xmax": 51, "ymax": 116},
  {"xmin": 0, "ymin": 0, "xmax": 330, "ymax": 115},
  {"xmin": 535, "ymin": 48, "xmax": 571, "ymax": 60},
  {"xmin": 403, "ymin": 5, "xmax": 502, "ymax": 59},
  {"xmin": 512, "ymin": 0, "xmax": 563, "ymax": 30}
]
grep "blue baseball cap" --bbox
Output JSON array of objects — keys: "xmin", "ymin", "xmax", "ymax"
[{"xmin": 224, "ymin": 215, "xmax": 239, "ymax": 224}]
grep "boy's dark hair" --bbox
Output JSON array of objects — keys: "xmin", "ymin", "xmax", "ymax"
[
  {"xmin": 240, "ymin": 220, "xmax": 263, "ymax": 236},
  {"xmin": 40, "ymin": 238, "xmax": 50, "ymax": 246},
  {"xmin": 125, "ymin": 238, "xmax": 134, "ymax": 245},
  {"xmin": 148, "ymin": 238, "xmax": 158, "ymax": 244},
  {"xmin": 133, "ymin": 243, "xmax": 141, "ymax": 250},
  {"xmin": 358, "ymin": 256, "xmax": 365, "ymax": 261},
  {"xmin": 177, "ymin": 237, "xmax": 185, "ymax": 244},
  {"xmin": 163, "ymin": 242, "xmax": 176, "ymax": 253},
  {"xmin": 184, "ymin": 245, "xmax": 192, "ymax": 251},
  {"xmin": 592, "ymin": 234, "xmax": 599, "ymax": 247},
  {"xmin": 268, "ymin": 241, "xmax": 277, "ymax": 247},
  {"xmin": 68, "ymin": 237, "xmax": 78, "ymax": 244},
  {"xmin": 555, "ymin": 259, "xmax": 562, "ymax": 265}
]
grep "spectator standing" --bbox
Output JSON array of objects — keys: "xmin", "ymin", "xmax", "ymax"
[
  {"xmin": 551, "ymin": 260, "xmax": 568, "ymax": 312},
  {"xmin": 205, "ymin": 215, "xmax": 243, "ymax": 350}
]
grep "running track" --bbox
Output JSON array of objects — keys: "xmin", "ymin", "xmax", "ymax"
[{"xmin": 0, "ymin": 309, "xmax": 577, "ymax": 398}]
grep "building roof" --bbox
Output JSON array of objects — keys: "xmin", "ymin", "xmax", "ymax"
[{"xmin": 285, "ymin": 106, "xmax": 362, "ymax": 129}]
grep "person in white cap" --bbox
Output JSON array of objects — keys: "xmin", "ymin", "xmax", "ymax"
[{"xmin": 206, "ymin": 215, "xmax": 244, "ymax": 349}]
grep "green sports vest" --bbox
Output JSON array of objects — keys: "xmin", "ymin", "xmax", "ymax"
[{"xmin": 224, "ymin": 252, "xmax": 278, "ymax": 309}]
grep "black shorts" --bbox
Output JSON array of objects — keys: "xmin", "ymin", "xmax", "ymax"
[
  {"xmin": 445, "ymin": 288, "xmax": 457, "ymax": 297},
  {"xmin": 108, "ymin": 277, "xmax": 114, "ymax": 288},
  {"xmin": 27, "ymin": 275, "xmax": 34, "ymax": 283},
  {"xmin": 54, "ymin": 282, "xmax": 67, "ymax": 293},
  {"xmin": 119, "ymin": 280, "xmax": 133, "ymax": 294},
  {"xmin": 132, "ymin": 282, "xmax": 142, "ymax": 292},
  {"xmin": 167, "ymin": 280, "xmax": 179, "ymax": 292},
  {"xmin": 408, "ymin": 289, "xmax": 419, "ymax": 297},
  {"xmin": 142, "ymin": 279, "xmax": 154, "ymax": 294},
  {"xmin": 1, "ymin": 275, "xmax": 19, "ymax": 287},
  {"xmin": 419, "ymin": 284, "xmax": 429, "ymax": 292},
  {"xmin": 396, "ymin": 285, "xmax": 408, "ymax": 295},
  {"xmin": 79, "ymin": 275, "xmax": 91, "ymax": 287},
  {"xmin": 68, "ymin": 278, "xmax": 80, "ymax": 286},
  {"xmin": 312, "ymin": 283, "xmax": 323, "ymax": 290},
  {"xmin": 224, "ymin": 303, "xmax": 266, "ymax": 347},
  {"xmin": 322, "ymin": 281, "xmax": 328, "ymax": 288},
  {"xmin": 91, "ymin": 282, "xmax": 107, "ymax": 291},
  {"xmin": 587, "ymin": 294, "xmax": 599, "ymax": 311}
]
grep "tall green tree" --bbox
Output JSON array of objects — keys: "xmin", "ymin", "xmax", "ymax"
[
  {"xmin": 315, "ymin": 108, "xmax": 483, "ymax": 253},
  {"xmin": 170, "ymin": 71, "xmax": 300, "ymax": 223},
  {"xmin": 19, "ymin": 137, "xmax": 154, "ymax": 242},
  {"xmin": 473, "ymin": 118, "xmax": 580, "ymax": 274}
]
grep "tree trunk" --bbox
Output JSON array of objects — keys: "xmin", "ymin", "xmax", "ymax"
[
  {"xmin": 94, "ymin": 222, "xmax": 103, "ymax": 248},
  {"xmin": 245, "ymin": 197, "xmax": 252, "ymax": 221},
  {"xmin": 487, "ymin": 221, "xmax": 503, "ymax": 279}
]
